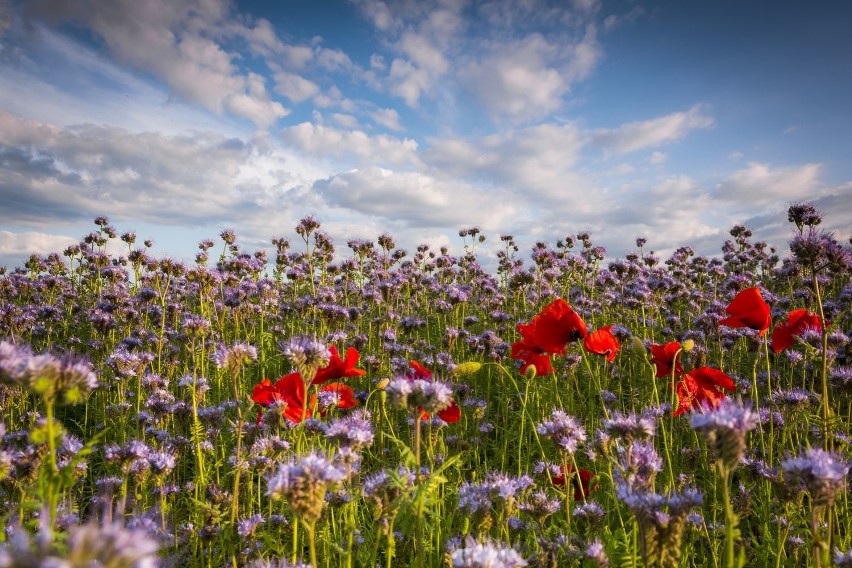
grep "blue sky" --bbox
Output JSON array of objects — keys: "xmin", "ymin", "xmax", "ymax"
[{"xmin": 0, "ymin": 0, "xmax": 850, "ymax": 270}]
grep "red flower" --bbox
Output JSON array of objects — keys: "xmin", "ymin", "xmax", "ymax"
[
  {"xmin": 274, "ymin": 371, "xmax": 313, "ymax": 423},
  {"xmin": 409, "ymin": 360, "xmax": 462, "ymax": 424},
  {"xmin": 673, "ymin": 367, "xmax": 736, "ymax": 416},
  {"xmin": 719, "ymin": 287, "xmax": 771, "ymax": 336},
  {"xmin": 551, "ymin": 465, "xmax": 595, "ymax": 501},
  {"xmin": 510, "ymin": 340, "xmax": 554, "ymax": 376},
  {"xmin": 583, "ymin": 326, "xmax": 620, "ymax": 362},
  {"xmin": 409, "ymin": 360, "xmax": 433, "ymax": 380},
  {"xmin": 517, "ymin": 298, "xmax": 588, "ymax": 354},
  {"xmin": 252, "ymin": 378, "xmax": 283, "ymax": 424},
  {"xmin": 771, "ymin": 309, "xmax": 823, "ymax": 353},
  {"xmin": 312, "ymin": 346, "xmax": 367, "ymax": 385},
  {"xmin": 650, "ymin": 342, "xmax": 684, "ymax": 378},
  {"xmin": 511, "ymin": 298, "xmax": 587, "ymax": 376}
]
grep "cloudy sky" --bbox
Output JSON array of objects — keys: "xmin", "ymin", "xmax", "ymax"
[{"xmin": 1, "ymin": 0, "xmax": 850, "ymax": 270}]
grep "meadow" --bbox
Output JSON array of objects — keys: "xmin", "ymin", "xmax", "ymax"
[{"xmin": 0, "ymin": 203, "xmax": 850, "ymax": 567}]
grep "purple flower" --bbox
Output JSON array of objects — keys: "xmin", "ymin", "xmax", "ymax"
[
  {"xmin": 537, "ymin": 410, "xmax": 587, "ymax": 455},
  {"xmin": 782, "ymin": 448, "xmax": 850, "ymax": 506}
]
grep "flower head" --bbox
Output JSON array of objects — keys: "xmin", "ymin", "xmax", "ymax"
[
  {"xmin": 511, "ymin": 299, "xmax": 587, "ymax": 376},
  {"xmin": 673, "ymin": 367, "xmax": 736, "ymax": 416},
  {"xmin": 782, "ymin": 448, "xmax": 849, "ymax": 507},
  {"xmin": 537, "ymin": 410, "xmax": 587, "ymax": 455},
  {"xmin": 771, "ymin": 309, "xmax": 824, "ymax": 353},
  {"xmin": 312, "ymin": 346, "xmax": 366, "ymax": 385},
  {"xmin": 649, "ymin": 342, "xmax": 684, "ymax": 378},
  {"xmin": 266, "ymin": 452, "xmax": 344, "ymax": 524},
  {"xmin": 719, "ymin": 287, "xmax": 771, "ymax": 336},
  {"xmin": 448, "ymin": 536, "xmax": 527, "ymax": 568},
  {"xmin": 690, "ymin": 398, "xmax": 758, "ymax": 469},
  {"xmin": 583, "ymin": 326, "xmax": 621, "ymax": 362}
]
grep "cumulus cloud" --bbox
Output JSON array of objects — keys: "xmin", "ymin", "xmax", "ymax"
[
  {"xmin": 591, "ymin": 105, "xmax": 714, "ymax": 154},
  {"xmin": 25, "ymin": 0, "xmax": 289, "ymax": 127},
  {"xmin": 273, "ymin": 71, "xmax": 320, "ymax": 103},
  {"xmin": 280, "ymin": 122, "xmax": 422, "ymax": 168},
  {"xmin": 714, "ymin": 162, "xmax": 823, "ymax": 207},
  {"xmin": 0, "ymin": 111, "xmax": 324, "ymax": 229},
  {"xmin": 425, "ymin": 122, "xmax": 586, "ymax": 199},
  {"xmin": 312, "ymin": 167, "xmax": 517, "ymax": 229}
]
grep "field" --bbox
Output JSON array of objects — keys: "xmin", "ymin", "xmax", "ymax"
[{"xmin": 0, "ymin": 204, "xmax": 850, "ymax": 567}]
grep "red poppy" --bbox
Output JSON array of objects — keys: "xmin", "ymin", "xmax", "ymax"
[
  {"xmin": 510, "ymin": 340, "xmax": 554, "ymax": 376},
  {"xmin": 517, "ymin": 298, "xmax": 588, "ymax": 355},
  {"xmin": 313, "ymin": 346, "xmax": 367, "ymax": 385},
  {"xmin": 511, "ymin": 299, "xmax": 587, "ymax": 376},
  {"xmin": 409, "ymin": 360, "xmax": 433, "ymax": 380},
  {"xmin": 771, "ymin": 309, "xmax": 823, "ymax": 353},
  {"xmin": 650, "ymin": 341, "xmax": 684, "ymax": 378},
  {"xmin": 409, "ymin": 360, "xmax": 462, "ymax": 424},
  {"xmin": 252, "ymin": 378, "xmax": 283, "ymax": 423},
  {"xmin": 274, "ymin": 371, "xmax": 313, "ymax": 423},
  {"xmin": 583, "ymin": 326, "xmax": 620, "ymax": 362},
  {"xmin": 673, "ymin": 367, "xmax": 736, "ymax": 416},
  {"xmin": 551, "ymin": 465, "xmax": 596, "ymax": 501},
  {"xmin": 719, "ymin": 287, "xmax": 771, "ymax": 336}
]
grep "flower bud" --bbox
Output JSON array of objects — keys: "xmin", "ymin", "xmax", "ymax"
[
  {"xmin": 681, "ymin": 339, "xmax": 695, "ymax": 352},
  {"xmin": 524, "ymin": 365, "xmax": 538, "ymax": 380},
  {"xmin": 452, "ymin": 362, "xmax": 482, "ymax": 377}
]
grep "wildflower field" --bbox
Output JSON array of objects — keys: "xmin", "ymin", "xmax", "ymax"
[{"xmin": 0, "ymin": 204, "xmax": 850, "ymax": 567}]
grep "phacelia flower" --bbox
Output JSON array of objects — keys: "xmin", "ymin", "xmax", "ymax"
[
  {"xmin": 771, "ymin": 309, "xmax": 823, "ymax": 353},
  {"xmin": 690, "ymin": 398, "xmax": 759, "ymax": 470}
]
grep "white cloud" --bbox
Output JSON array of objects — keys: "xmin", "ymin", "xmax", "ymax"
[
  {"xmin": 369, "ymin": 108, "xmax": 404, "ymax": 131},
  {"xmin": 425, "ymin": 122, "xmax": 585, "ymax": 199},
  {"xmin": 714, "ymin": 162, "xmax": 823, "ymax": 206},
  {"xmin": 280, "ymin": 122, "xmax": 421, "ymax": 168},
  {"xmin": 273, "ymin": 71, "xmax": 320, "ymax": 103},
  {"xmin": 312, "ymin": 167, "xmax": 517, "ymax": 229},
  {"xmin": 650, "ymin": 151, "xmax": 666, "ymax": 164},
  {"xmin": 0, "ymin": 111, "xmax": 327, "ymax": 229},
  {"xmin": 0, "ymin": 231, "xmax": 76, "ymax": 257},
  {"xmin": 592, "ymin": 105, "xmax": 714, "ymax": 154},
  {"xmin": 26, "ymin": 0, "xmax": 289, "ymax": 127}
]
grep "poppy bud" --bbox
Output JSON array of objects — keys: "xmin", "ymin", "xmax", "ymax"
[
  {"xmin": 682, "ymin": 339, "xmax": 695, "ymax": 352},
  {"xmin": 376, "ymin": 378, "xmax": 390, "ymax": 390},
  {"xmin": 626, "ymin": 336, "xmax": 648, "ymax": 358},
  {"xmin": 524, "ymin": 365, "xmax": 538, "ymax": 380},
  {"xmin": 452, "ymin": 362, "xmax": 482, "ymax": 377}
]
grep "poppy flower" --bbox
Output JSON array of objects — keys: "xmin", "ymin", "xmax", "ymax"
[
  {"xmin": 673, "ymin": 367, "xmax": 736, "ymax": 416},
  {"xmin": 551, "ymin": 464, "xmax": 596, "ymax": 501},
  {"xmin": 510, "ymin": 340, "xmax": 554, "ymax": 376},
  {"xmin": 650, "ymin": 341, "xmax": 684, "ymax": 378},
  {"xmin": 312, "ymin": 346, "xmax": 367, "ymax": 385},
  {"xmin": 583, "ymin": 326, "xmax": 620, "ymax": 362},
  {"xmin": 273, "ymin": 371, "xmax": 313, "ymax": 423},
  {"xmin": 517, "ymin": 298, "xmax": 588, "ymax": 355},
  {"xmin": 771, "ymin": 309, "xmax": 824, "ymax": 353},
  {"xmin": 408, "ymin": 360, "xmax": 462, "ymax": 424},
  {"xmin": 719, "ymin": 287, "xmax": 771, "ymax": 336},
  {"xmin": 252, "ymin": 378, "xmax": 283, "ymax": 423}
]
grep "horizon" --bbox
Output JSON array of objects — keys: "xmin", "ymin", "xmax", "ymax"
[{"xmin": 1, "ymin": 0, "xmax": 851, "ymax": 270}]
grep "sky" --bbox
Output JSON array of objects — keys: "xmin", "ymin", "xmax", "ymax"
[{"xmin": 0, "ymin": 0, "xmax": 850, "ymax": 271}]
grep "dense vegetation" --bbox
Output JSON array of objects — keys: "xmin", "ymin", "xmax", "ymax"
[{"xmin": 0, "ymin": 203, "xmax": 850, "ymax": 567}]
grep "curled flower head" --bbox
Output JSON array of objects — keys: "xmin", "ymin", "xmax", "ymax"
[
  {"xmin": 448, "ymin": 536, "xmax": 527, "ymax": 568},
  {"xmin": 280, "ymin": 337, "xmax": 331, "ymax": 377},
  {"xmin": 386, "ymin": 377, "xmax": 453, "ymax": 416},
  {"xmin": 771, "ymin": 309, "xmax": 823, "ymax": 353},
  {"xmin": 690, "ymin": 398, "xmax": 759, "ymax": 470},
  {"xmin": 781, "ymin": 448, "xmax": 849, "ymax": 507},
  {"xmin": 536, "ymin": 410, "xmax": 587, "ymax": 455},
  {"xmin": 0, "ymin": 342, "xmax": 98, "ymax": 405},
  {"xmin": 266, "ymin": 452, "xmax": 344, "ymax": 524},
  {"xmin": 212, "ymin": 342, "xmax": 257, "ymax": 373}
]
